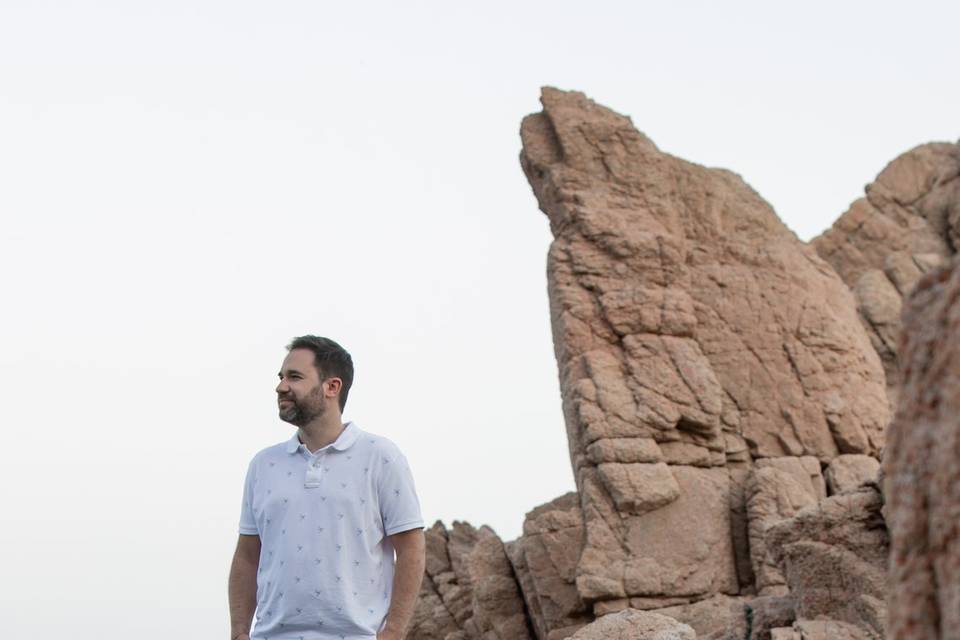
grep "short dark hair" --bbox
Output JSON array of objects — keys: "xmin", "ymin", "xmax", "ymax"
[{"xmin": 286, "ymin": 335, "xmax": 354, "ymax": 412}]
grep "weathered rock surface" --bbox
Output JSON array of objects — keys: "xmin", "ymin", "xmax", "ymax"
[
  {"xmin": 824, "ymin": 454, "xmax": 880, "ymax": 496},
  {"xmin": 519, "ymin": 86, "xmax": 888, "ymax": 606},
  {"xmin": 411, "ymin": 522, "xmax": 475, "ymax": 640},
  {"xmin": 766, "ymin": 485, "xmax": 888, "ymax": 638},
  {"xmin": 410, "ymin": 90, "xmax": 955, "ymax": 640},
  {"xmin": 651, "ymin": 595, "xmax": 747, "ymax": 640},
  {"xmin": 507, "ymin": 493, "xmax": 590, "ymax": 640},
  {"xmin": 745, "ymin": 466, "xmax": 819, "ymax": 595},
  {"xmin": 753, "ymin": 456, "xmax": 826, "ymax": 500},
  {"xmin": 771, "ymin": 620, "xmax": 872, "ymax": 640},
  {"xmin": 745, "ymin": 595, "xmax": 796, "ymax": 640},
  {"xmin": 467, "ymin": 528, "xmax": 534, "ymax": 640},
  {"xmin": 414, "ymin": 578, "xmax": 461, "ymax": 640},
  {"xmin": 569, "ymin": 608, "xmax": 696, "ymax": 640},
  {"xmin": 884, "ymin": 259, "xmax": 960, "ymax": 639},
  {"xmin": 411, "ymin": 521, "xmax": 533, "ymax": 640},
  {"xmin": 812, "ymin": 142, "xmax": 960, "ymax": 402}
]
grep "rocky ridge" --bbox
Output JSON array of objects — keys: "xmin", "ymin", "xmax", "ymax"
[
  {"xmin": 812, "ymin": 141, "xmax": 960, "ymax": 406},
  {"xmin": 407, "ymin": 88, "xmax": 960, "ymax": 639}
]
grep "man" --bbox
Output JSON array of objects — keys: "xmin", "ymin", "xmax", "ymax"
[{"xmin": 229, "ymin": 336, "xmax": 425, "ymax": 640}]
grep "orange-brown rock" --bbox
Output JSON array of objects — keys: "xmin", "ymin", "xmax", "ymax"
[
  {"xmin": 823, "ymin": 455, "xmax": 879, "ymax": 496},
  {"xmin": 411, "ymin": 89, "xmax": 951, "ymax": 640},
  {"xmin": 411, "ymin": 522, "xmax": 472, "ymax": 640},
  {"xmin": 520, "ymin": 87, "xmax": 888, "ymax": 605},
  {"xmin": 568, "ymin": 608, "xmax": 696, "ymax": 640},
  {"xmin": 745, "ymin": 595, "xmax": 796, "ymax": 640},
  {"xmin": 884, "ymin": 259, "xmax": 960, "ymax": 639},
  {"xmin": 507, "ymin": 493, "xmax": 591, "ymax": 640},
  {"xmin": 812, "ymin": 142, "xmax": 960, "ymax": 403},
  {"xmin": 467, "ymin": 528, "xmax": 533, "ymax": 640},
  {"xmin": 746, "ymin": 466, "xmax": 820, "ymax": 595},
  {"xmin": 772, "ymin": 620, "xmax": 873, "ymax": 640},
  {"xmin": 411, "ymin": 521, "xmax": 533, "ymax": 640},
  {"xmin": 766, "ymin": 485, "xmax": 888, "ymax": 638},
  {"xmin": 650, "ymin": 595, "xmax": 748, "ymax": 639}
]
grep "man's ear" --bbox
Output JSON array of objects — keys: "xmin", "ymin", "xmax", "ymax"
[{"xmin": 324, "ymin": 377, "xmax": 343, "ymax": 398}]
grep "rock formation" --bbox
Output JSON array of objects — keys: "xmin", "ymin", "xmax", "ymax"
[
  {"xmin": 812, "ymin": 143, "xmax": 960, "ymax": 404},
  {"xmin": 567, "ymin": 608, "xmax": 696, "ymax": 640},
  {"xmin": 884, "ymin": 258, "xmax": 960, "ymax": 639},
  {"xmin": 410, "ymin": 522, "xmax": 477, "ymax": 640},
  {"xmin": 406, "ymin": 89, "xmax": 959, "ymax": 640},
  {"xmin": 411, "ymin": 521, "xmax": 533, "ymax": 640},
  {"xmin": 519, "ymin": 86, "xmax": 887, "ymax": 613},
  {"xmin": 766, "ymin": 485, "xmax": 888, "ymax": 637},
  {"xmin": 506, "ymin": 493, "xmax": 591, "ymax": 639}
]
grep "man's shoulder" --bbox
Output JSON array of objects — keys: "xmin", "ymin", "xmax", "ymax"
[
  {"xmin": 353, "ymin": 426, "xmax": 405, "ymax": 456},
  {"xmin": 353, "ymin": 429, "xmax": 418, "ymax": 481},
  {"xmin": 247, "ymin": 439, "xmax": 291, "ymax": 467}
]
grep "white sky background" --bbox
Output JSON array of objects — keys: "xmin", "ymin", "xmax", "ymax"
[{"xmin": 0, "ymin": 0, "xmax": 957, "ymax": 637}]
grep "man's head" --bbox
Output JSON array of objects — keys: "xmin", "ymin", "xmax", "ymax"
[{"xmin": 275, "ymin": 335, "xmax": 354, "ymax": 426}]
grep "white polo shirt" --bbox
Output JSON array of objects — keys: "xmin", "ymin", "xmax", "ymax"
[{"xmin": 239, "ymin": 422, "xmax": 424, "ymax": 640}]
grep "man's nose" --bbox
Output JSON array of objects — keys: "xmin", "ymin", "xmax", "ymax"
[{"xmin": 276, "ymin": 379, "xmax": 289, "ymax": 394}]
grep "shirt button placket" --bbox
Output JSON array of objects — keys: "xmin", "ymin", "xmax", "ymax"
[{"xmin": 305, "ymin": 452, "xmax": 324, "ymax": 488}]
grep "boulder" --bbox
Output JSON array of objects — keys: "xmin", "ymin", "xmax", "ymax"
[
  {"xmin": 745, "ymin": 595, "xmax": 796, "ymax": 640},
  {"xmin": 569, "ymin": 609, "xmax": 696, "ymax": 640},
  {"xmin": 467, "ymin": 528, "xmax": 533, "ymax": 640},
  {"xmin": 793, "ymin": 619, "xmax": 873, "ymax": 640},
  {"xmin": 578, "ymin": 465, "xmax": 738, "ymax": 602},
  {"xmin": 507, "ymin": 493, "xmax": 591, "ymax": 640},
  {"xmin": 884, "ymin": 259, "xmax": 960, "ymax": 639},
  {"xmin": 768, "ymin": 620, "xmax": 872, "ymax": 640},
  {"xmin": 824, "ymin": 455, "xmax": 880, "ymax": 495},
  {"xmin": 766, "ymin": 487, "xmax": 888, "ymax": 638},
  {"xmin": 410, "ymin": 521, "xmax": 476, "ymax": 639},
  {"xmin": 650, "ymin": 595, "xmax": 748, "ymax": 640},
  {"xmin": 753, "ymin": 456, "xmax": 826, "ymax": 500},
  {"xmin": 745, "ymin": 466, "xmax": 819, "ymax": 595},
  {"xmin": 412, "ymin": 521, "xmax": 531, "ymax": 640},
  {"xmin": 411, "ymin": 577, "xmax": 461, "ymax": 640}
]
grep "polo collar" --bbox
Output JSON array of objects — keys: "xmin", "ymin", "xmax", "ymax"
[{"xmin": 285, "ymin": 422, "xmax": 360, "ymax": 454}]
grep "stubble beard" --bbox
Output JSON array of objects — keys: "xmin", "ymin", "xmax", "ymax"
[{"xmin": 278, "ymin": 385, "xmax": 325, "ymax": 427}]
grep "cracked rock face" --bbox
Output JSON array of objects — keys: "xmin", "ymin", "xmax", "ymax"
[
  {"xmin": 507, "ymin": 493, "xmax": 591, "ymax": 640},
  {"xmin": 746, "ymin": 465, "xmax": 820, "ymax": 595},
  {"xmin": 409, "ymin": 89, "xmax": 956, "ymax": 640},
  {"xmin": 884, "ymin": 259, "xmax": 960, "ymax": 640},
  {"xmin": 766, "ymin": 485, "xmax": 889, "ymax": 638},
  {"xmin": 411, "ymin": 521, "xmax": 533, "ymax": 640},
  {"xmin": 519, "ymin": 87, "xmax": 889, "ymax": 605},
  {"xmin": 812, "ymin": 142, "xmax": 960, "ymax": 404},
  {"xmin": 410, "ymin": 521, "xmax": 478, "ymax": 640}
]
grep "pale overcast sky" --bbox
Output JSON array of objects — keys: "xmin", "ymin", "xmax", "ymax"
[{"xmin": 1, "ymin": 1, "xmax": 957, "ymax": 637}]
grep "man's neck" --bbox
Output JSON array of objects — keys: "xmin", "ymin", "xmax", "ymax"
[{"xmin": 297, "ymin": 414, "xmax": 346, "ymax": 454}]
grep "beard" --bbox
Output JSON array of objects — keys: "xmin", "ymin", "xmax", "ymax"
[{"xmin": 278, "ymin": 385, "xmax": 325, "ymax": 426}]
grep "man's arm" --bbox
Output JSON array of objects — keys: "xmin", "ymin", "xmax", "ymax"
[
  {"xmin": 378, "ymin": 528, "xmax": 426, "ymax": 640},
  {"xmin": 228, "ymin": 534, "xmax": 261, "ymax": 640}
]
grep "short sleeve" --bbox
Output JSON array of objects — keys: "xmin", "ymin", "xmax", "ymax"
[
  {"xmin": 377, "ymin": 445, "xmax": 424, "ymax": 536},
  {"xmin": 238, "ymin": 459, "xmax": 259, "ymax": 536}
]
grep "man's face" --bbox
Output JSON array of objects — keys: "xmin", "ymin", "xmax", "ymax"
[{"xmin": 276, "ymin": 349, "xmax": 328, "ymax": 426}]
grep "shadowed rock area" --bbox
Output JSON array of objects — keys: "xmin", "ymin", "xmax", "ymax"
[
  {"xmin": 406, "ymin": 88, "xmax": 959, "ymax": 639},
  {"xmin": 884, "ymin": 258, "xmax": 960, "ymax": 640}
]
